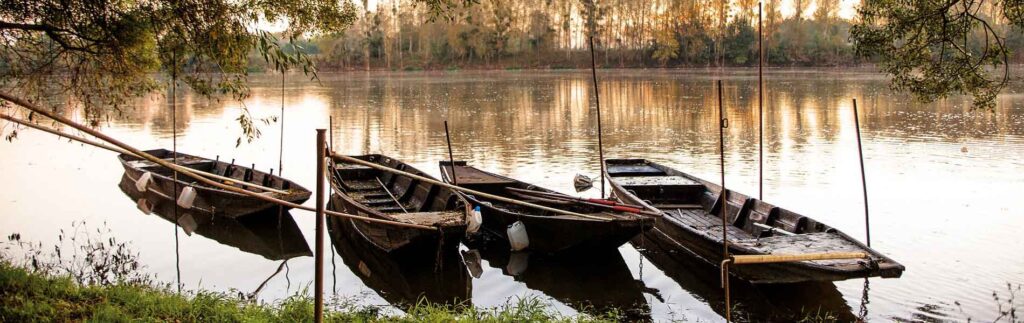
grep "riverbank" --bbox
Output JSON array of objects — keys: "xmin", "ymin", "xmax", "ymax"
[{"xmin": 0, "ymin": 260, "xmax": 616, "ymax": 322}]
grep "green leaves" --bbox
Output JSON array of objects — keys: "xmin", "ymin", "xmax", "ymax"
[{"xmin": 851, "ymin": 0, "xmax": 1013, "ymax": 110}]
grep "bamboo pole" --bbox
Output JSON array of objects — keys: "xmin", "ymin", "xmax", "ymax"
[
  {"xmin": 333, "ymin": 153, "xmax": 611, "ymax": 221},
  {"xmin": 758, "ymin": 1, "xmax": 764, "ymax": 201},
  {"xmin": 0, "ymin": 114, "xmax": 289, "ymax": 195},
  {"xmin": 0, "ymin": 96, "xmax": 437, "ymax": 231},
  {"xmin": 717, "ymin": 80, "xmax": 731, "ymax": 323},
  {"xmin": 443, "ymin": 120, "xmax": 458, "ymax": 186},
  {"xmin": 313, "ymin": 129, "xmax": 325, "ymax": 323},
  {"xmin": 852, "ymin": 99, "xmax": 871, "ymax": 247},
  {"xmin": 588, "ymin": 35, "xmax": 606, "ymax": 197},
  {"xmin": 731, "ymin": 252, "xmax": 868, "ymax": 265}
]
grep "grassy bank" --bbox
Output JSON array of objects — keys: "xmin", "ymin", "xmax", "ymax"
[{"xmin": 0, "ymin": 260, "xmax": 615, "ymax": 322}]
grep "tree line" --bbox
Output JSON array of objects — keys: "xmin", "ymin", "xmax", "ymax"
[{"xmin": 290, "ymin": 0, "xmax": 1024, "ymax": 71}]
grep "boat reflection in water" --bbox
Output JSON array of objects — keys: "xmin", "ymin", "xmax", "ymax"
[
  {"xmin": 633, "ymin": 231, "xmax": 859, "ymax": 321},
  {"xmin": 468, "ymin": 239, "xmax": 653, "ymax": 321},
  {"xmin": 327, "ymin": 210, "xmax": 472, "ymax": 308},
  {"xmin": 118, "ymin": 173, "xmax": 312, "ymax": 260}
]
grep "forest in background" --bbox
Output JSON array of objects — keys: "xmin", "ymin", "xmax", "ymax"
[{"xmin": 270, "ymin": 0, "xmax": 1024, "ymax": 71}]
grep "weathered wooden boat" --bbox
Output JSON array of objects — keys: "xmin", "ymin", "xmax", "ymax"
[
  {"xmin": 605, "ymin": 158, "xmax": 904, "ymax": 284},
  {"xmin": 468, "ymin": 241, "xmax": 651, "ymax": 321},
  {"xmin": 327, "ymin": 213, "xmax": 471, "ymax": 307},
  {"xmin": 328, "ymin": 154, "xmax": 469, "ymax": 253},
  {"xmin": 118, "ymin": 149, "xmax": 311, "ymax": 218},
  {"xmin": 440, "ymin": 161, "xmax": 657, "ymax": 253},
  {"xmin": 118, "ymin": 173, "xmax": 312, "ymax": 260},
  {"xmin": 635, "ymin": 226, "xmax": 858, "ymax": 320}
]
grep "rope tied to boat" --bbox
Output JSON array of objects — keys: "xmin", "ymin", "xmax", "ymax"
[{"xmin": 0, "ymin": 97, "xmax": 439, "ymax": 231}]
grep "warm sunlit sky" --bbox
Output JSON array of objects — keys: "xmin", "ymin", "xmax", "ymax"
[{"xmin": 261, "ymin": 0, "xmax": 860, "ymax": 32}]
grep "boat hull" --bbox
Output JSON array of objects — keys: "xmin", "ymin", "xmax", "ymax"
[
  {"xmin": 606, "ymin": 158, "xmax": 904, "ymax": 284},
  {"xmin": 118, "ymin": 149, "xmax": 311, "ymax": 218}
]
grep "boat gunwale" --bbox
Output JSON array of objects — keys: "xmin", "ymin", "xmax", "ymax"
[{"xmin": 117, "ymin": 148, "xmax": 311, "ymax": 200}]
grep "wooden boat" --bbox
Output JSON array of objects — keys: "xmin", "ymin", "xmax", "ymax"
[
  {"xmin": 118, "ymin": 173, "xmax": 312, "ymax": 260},
  {"xmin": 328, "ymin": 154, "xmax": 469, "ymax": 253},
  {"xmin": 439, "ymin": 161, "xmax": 657, "ymax": 253},
  {"xmin": 118, "ymin": 149, "xmax": 311, "ymax": 218},
  {"xmin": 468, "ymin": 241, "xmax": 651, "ymax": 321},
  {"xmin": 635, "ymin": 226, "xmax": 858, "ymax": 321},
  {"xmin": 327, "ymin": 213, "xmax": 471, "ymax": 307},
  {"xmin": 605, "ymin": 159, "xmax": 904, "ymax": 284}
]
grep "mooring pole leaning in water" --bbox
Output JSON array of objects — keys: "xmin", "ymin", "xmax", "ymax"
[
  {"xmin": 758, "ymin": 1, "xmax": 764, "ymax": 200},
  {"xmin": 444, "ymin": 120, "xmax": 458, "ymax": 186},
  {"xmin": 852, "ymin": 99, "xmax": 871, "ymax": 247},
  {"xmin": 718, "ymin": 80, "xmax": 732, "ymax": 322},
  {"xmin": 314, "ymin": 129, "xmax": 326, "ymax": 323},
  {"xmin": 589, "ymin": 35, "xmax": 606, "ymax": 197}
]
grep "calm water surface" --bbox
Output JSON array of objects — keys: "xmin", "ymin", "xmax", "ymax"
[{"xmin": 2, "ymin": 69, "xmax": 1023, "ymax": 322}]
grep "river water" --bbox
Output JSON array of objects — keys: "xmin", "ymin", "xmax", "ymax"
[{"xmin": 2, "ymin": 69, "xmax": 1022, "ymax": 322}]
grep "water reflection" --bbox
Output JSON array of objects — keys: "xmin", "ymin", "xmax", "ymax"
[
  {"xmin": 633, "ymin": 232, "xmax": 856, "ymax": 322},
  {"xmin": 327, "ymin": 214, "xmax": 472, "ymax": 308},
  {"xmin": 470, "ymin": 239, "xmax": 653, "ymax": 321},
  {"xmin": 117, "ymin": 173, "xmax": 312, "ymax": 260}
]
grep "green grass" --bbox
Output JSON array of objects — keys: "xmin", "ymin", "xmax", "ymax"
[{"xmin": 0, "ymin": 260, "xmax": 617, "ymax": 322}]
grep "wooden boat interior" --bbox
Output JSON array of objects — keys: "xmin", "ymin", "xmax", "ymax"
[
  {"xmin": 331, "ymin": 155, "xmax": 464, "ymax": 227},
  {"xmin": 440, "ymin": 161, "xmax": 630, "ymax": 219},
  {"xmin": 121, "ymin": 149, "xmax": 296, "ymax": 192},
  {"xmin": 606, "ymin": 159, "xmax": 888, "ymax": 266}
]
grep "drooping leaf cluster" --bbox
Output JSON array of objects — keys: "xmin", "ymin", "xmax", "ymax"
[
  {"xmin": 0, "ymin": 0, "xmax": 357, "ymax": 138},
  {"xmin": 851, "ymin": 0, "xmax": 1020, "ymax": 110}
]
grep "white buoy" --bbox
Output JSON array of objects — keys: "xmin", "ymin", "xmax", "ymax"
[
  {"xmin": 507, "ymin": 221, "xmax": 530, "ymax": 251},
  {"xmin": 177, "ymin": 186, "xmax": 197, "ymax": 209},
  {"xmin": 467, "ymin": 205, "xmax": 483, "ymax": 234},
  {"xmin": 135, "ymin": 172, "xmax": 152, "ymax": 192}
]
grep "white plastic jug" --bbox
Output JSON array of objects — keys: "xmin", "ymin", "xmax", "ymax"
[
  {"xmin": 177, "ymin": 213, "xmax": 197, "ymax": 235},
  {"xmin": 507, "ymin": 221, "xmax": 529, "ymax": 251},
  {"xmin": 135, "ymin": 172, "xmax": 153, "ymax": 192},
  {"xmin": 506, "ymin": 251, "xmax": 530, "ymax": 276},
  {"xmin": 467, "ymin": 206, "xmax": 483, "ymax": 234},
  {"xmin": 136, "ymin": 198, "xmax": 153, "ymax": 215},
  {"xmin": 177, "ymin": 186, "xmax": 197, "ymax": 209}
]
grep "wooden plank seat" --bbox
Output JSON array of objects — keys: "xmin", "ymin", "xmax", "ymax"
[
  {"xmin": 606, "ymin": 164, "xmax": 667, "ymax": 176},
  {"xmin": 614, "ymin": 175, "xmax": 701, "ymax": 187},
  {"xmin": 390, "ymin": 211, "xmax": 464, "ymax": 227},
  {"xmin": 733, "ymin": 232, "xmax": 869, "ymax": 266}
]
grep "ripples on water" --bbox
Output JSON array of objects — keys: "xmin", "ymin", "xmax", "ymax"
[{"xmin": 1, "ymin": 69, "xmax": 1022, "ymax": 322}]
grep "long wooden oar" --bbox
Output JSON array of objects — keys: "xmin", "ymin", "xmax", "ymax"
[
  {"xmin": 1, "ymin": 114, "xmax": 289, "ymax": 195},
  {"xmin": 506, "ymin": 187, "xmax": 660, "ymax": 216},
  {"xmin": 333, "ymin": 154, "xmax": 611, "ymax": 221},
  {"xmin": 505, "ymin": 187, "xmax": 646, "ymax": 209},
  {"xmin": 0, "ymin": 100, "xmax": 436, "ymax": 231}
]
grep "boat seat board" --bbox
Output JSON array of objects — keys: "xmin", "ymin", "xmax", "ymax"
[
  {"xmin": 446, "ymin": 166, "xmax": 517, "ymax": 185},
  {"xmin": 606, "ymin": 165, "xmax": 666, "ymax": 176},
  {"xmin": 127, "ymin": 155, "xmax": 209, "ymax": 168},
  {"xmin": 390, "ymin": 211, "xmax": 464, "ymax": 227},
  {"xmin": 732, "ymin": 232, "xmax": 868, "ymax": 267},
  {"xmin": 614, "ymin": 175, "xmax": 701, "ymax": 187},
  {"xmin": 666, "ymin": 208, "xmax": 755, "ymax": 239}
]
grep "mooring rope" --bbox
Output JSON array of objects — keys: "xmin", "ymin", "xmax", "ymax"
[{"xmin": 0, "ymin": 92, "xmax": 440, "ymax": 231}]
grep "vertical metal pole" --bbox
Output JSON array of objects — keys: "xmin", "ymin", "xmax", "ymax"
[
  {"xmin": 758, "ymin": 1, "xmax": 764, "ymax": 200},
  {"xmin": 589, "ymin": 35, "xmax": 606, "ymax": 197},
  {"xmin": 444, "ymin": 120, "xmax": 458, "ymax": 186},
  {"xmin": 852, "ymin": 99, "xmax": 871, "ymax": 247},
  {"xmin": 329, "ymin": 116, "xmax": 334, "ymax": 151},
  {"xmin": 314, "ymin": 129, "xmax": 326, "ymax": 323},
  {"xmin": 718, "ymin": 80, "xmax": 731, "ymax": 322}
]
